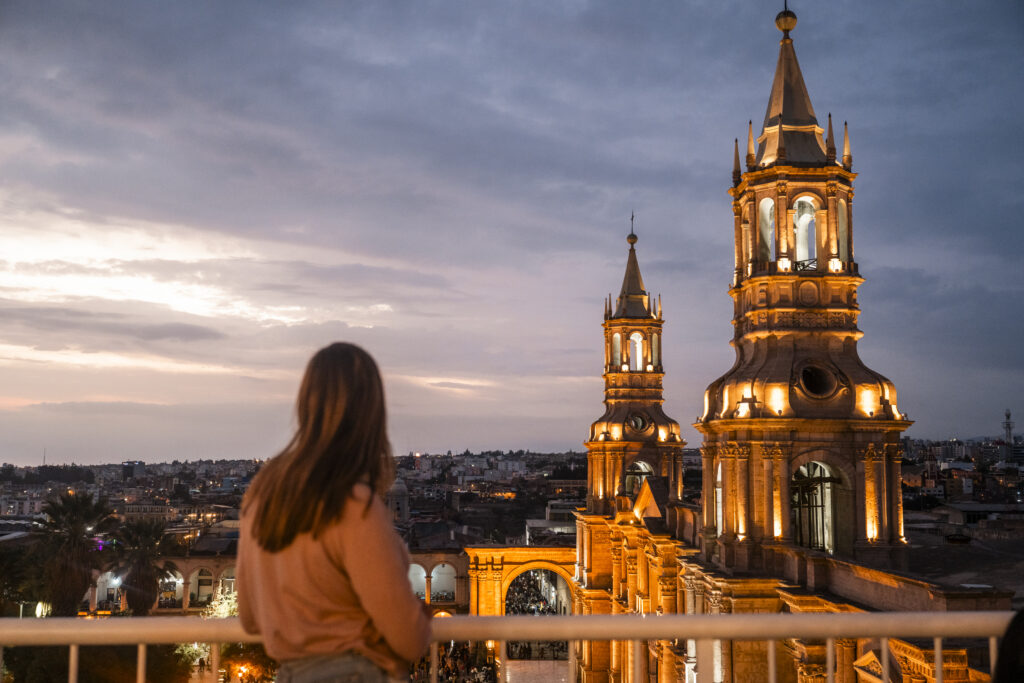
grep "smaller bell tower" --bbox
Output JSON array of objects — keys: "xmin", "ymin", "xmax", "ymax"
[{"xmin": 584, "ymin": 228, "xmax": 684, "ymax": 516}]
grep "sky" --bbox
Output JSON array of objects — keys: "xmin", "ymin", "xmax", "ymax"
[{"xmin": 0, "ymin": 1, "xmax": 1021, "ymax": 466}]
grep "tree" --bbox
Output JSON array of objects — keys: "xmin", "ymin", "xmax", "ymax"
[
  {"xmin": 37, "ymin": 492, "xmax": 116, "ymax": 616},
  {"xmin": 108, "ymin": 518, "xmax": 178, "ymax": 617}
]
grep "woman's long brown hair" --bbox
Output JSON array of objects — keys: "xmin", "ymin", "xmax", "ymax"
[{"xmin": 244, "ymin": 342, "xmax": 394, "ymax": 552}]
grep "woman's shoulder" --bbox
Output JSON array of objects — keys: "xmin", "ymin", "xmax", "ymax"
[{"xmin": 343, "ymin": 482, "xmax": 386, "ymax": 518}]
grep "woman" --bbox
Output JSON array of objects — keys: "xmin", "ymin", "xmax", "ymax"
[{"xmin": 237, "ymin": 342, "xmax": 431, "ymax": 682}]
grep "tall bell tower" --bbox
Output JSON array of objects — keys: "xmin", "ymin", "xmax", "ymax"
[
  {"xmin": 695, "ymin": 8, "xmax": 912, "ymax": 572},
  {"xmin": 584, "ymin": 228, "xmax": 684, "ymax": 517}
]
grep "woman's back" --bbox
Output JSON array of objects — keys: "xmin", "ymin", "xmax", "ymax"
[{"xmin": 237, "ymin": 482, "xmax": 430, "ymax": 676}]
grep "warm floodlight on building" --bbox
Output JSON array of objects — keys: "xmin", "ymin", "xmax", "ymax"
[
  {"xmin": 828, "ymin": 257, "xmax": 843, "ymax": 272},
  {"xmin": 858, "ymin": 387, "xmax": 877, "ymax": 416},
  {"xmin": 777, "ymin": 257, "xmax": 791, "ymax": 272}
]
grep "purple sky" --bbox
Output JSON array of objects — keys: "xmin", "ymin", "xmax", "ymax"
[{"xmin": 0, "ymin": 2, "xmax": 1021, "ymax": 466}]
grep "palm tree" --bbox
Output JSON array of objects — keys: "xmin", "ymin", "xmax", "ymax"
[
  {"xmin": 108, "ymin": 518, "xmax": 178, "ymax": 616},
  {"xmin": 37, "ymin": 492, "xmax": 116, "ymax": 616}
]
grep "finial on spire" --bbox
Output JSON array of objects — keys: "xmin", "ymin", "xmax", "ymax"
[
  {"xmin": 842, "ymin": 121, "xmax": 852, "ymax": 170},
  {"xmin": 628, "ymin": 212, "xmax": 637, "ymax": 246},
  {"xmin": 732, "ymin": 138, "xmax": 741, "ymax": 186},
  {"xmin": 775, "ymin": 3, "xmax": 797, "ymax": 38},
  {"xmin": 826, "ymin": 113, "xmax": 836, "ymax": 164},
  {"xmin": 746, "ymin": 120, "xmax": 756, "ymax": 169}
]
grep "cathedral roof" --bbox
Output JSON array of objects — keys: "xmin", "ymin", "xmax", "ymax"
[
  {"xmin": 755, "ymin": 10, "xmax": 828, "ymax": 167},
  {"xmin": 611, "ymin": 231, "xmax": 654, "ymax": 319}
]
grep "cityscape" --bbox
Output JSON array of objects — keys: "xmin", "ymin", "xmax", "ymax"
[{"xmin": 0, "ymin": 2, "xmax": 1022, "ymax": 683}]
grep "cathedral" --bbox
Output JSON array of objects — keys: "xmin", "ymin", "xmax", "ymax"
[{"xmin": 568, "ymin": 8, "xmax": 1008, "ymax": 683}]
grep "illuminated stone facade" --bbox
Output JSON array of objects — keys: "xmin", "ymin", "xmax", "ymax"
[{"xmin": 567, "ymin": 9, "xmax": 1009, "ymax": 683}]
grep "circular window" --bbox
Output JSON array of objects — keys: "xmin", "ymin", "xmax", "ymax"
[
  {"xmin": 627, "ymin": 413, "xmax": 648, "ymax": 432},
  {"xmin": 800, "ymin": 365, "xmax": 837, "ymax": 398}
]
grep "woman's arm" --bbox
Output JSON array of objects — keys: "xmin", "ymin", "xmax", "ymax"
[{"xmin": 335, "ymin": 487, "xmax": 431, "ymax": 662}]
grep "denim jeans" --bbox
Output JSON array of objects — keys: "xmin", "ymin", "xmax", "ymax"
[{"xmin": 275, "ymin": 652, "xmax": 394, "ymax": 682}]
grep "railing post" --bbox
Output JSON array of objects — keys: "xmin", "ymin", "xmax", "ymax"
[
  {"xmin": 68, "ymin": 644, "xmax": 79, "ymax": 683},
  {"xmin": 989, "ymin": 636, "xmax": 999, "ymax": 681},
  {"xmin": 766, "ymin": 639, "xmax": 777, "ymax": 683},
  {"xmin": 210, "ymin": 643, "xmax": 220, "ymax": 683},
  {"xmin": 631, "ymin": 640, "xmax": 643, "ymax": 683},
  {"xmin": 934, "ymin": 637, "xmax": 943, "ymax": 683},
  {"xmin": 826, "ymin": 637, "xmax": 834, "ymax": 683},
  {"xmin": 429, "ymin": 640, "xmax": 438, "ymax": 683},
  {"xmin": 136, "ymin": 643, "xmax": 146, "ymax": 683},
  {"xmin": 696, "ymin": 639, "xmax": 714, "ymax": 683},
  {"xmin": 880, "ymin": 637, "xmax": 889, "ymax": 683},
  {"xmin": 568, "ymin": 639, "xmax": 577, "ymax": 683}
]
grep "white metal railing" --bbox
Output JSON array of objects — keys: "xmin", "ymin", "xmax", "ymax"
[{"xmin": 0, "ymin": 611, "xmax": 1013, "ymax": 683}]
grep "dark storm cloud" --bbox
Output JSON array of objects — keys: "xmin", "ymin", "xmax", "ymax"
[{"xmin": 0, "ymin": 303, "xmax": 225, "ymax": 342}]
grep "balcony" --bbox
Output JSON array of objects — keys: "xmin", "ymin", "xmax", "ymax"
[{"xmin": 0, "ymin": 611, "xmax": 1013, "ymax": 683}]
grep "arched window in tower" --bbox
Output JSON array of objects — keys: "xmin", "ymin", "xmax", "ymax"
[
  {"xmin": 793, "ymin": 196, "xmax": 817, "ymax": 264},
  {"xmin": 611, "ymin": 333, "xmax": 622, "ymax": 369},
  {"xmin": 629, "ymin": 332, "xmax": 644, "ymax": 372},
  {"xmin": 714, "ymin": 462, "xmax": 723, "ymax": 536},
  {"xmin": 757, "ymin": 197, "xmax": 775, "ymax": 262},
  {"xmin": 623, "ymin": 460, "xmax": 654, "ymax": 497},
  {"xmin": 791, "ymin": 461, "xmax": 838, "ymax": 554},
  {"xmin": 837, "ymin": 199, "xmax": 849, "ymax": 262},
  {"xmin": 652, "ymin": 332, "xmax": 660, "ymax": 367}
]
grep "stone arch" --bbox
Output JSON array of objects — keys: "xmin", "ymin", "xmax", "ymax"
[
  {"xmin": 757, "ymin": 197, "xmax": 775, "ymax": 262},
  {"xmin": 187, "ymin": 566, "xmax": 217, "ymax": 607},
  {"xmin": 429, "ymin": 562, "xmax": 457, "ymax": 603},
  {"xmin": 408, "ymin": 563, "xmax": 427, "ymax": 599},
  {"xmin": 218, "ymin": 566, "xmax": 236, "ymax": 594},
  {"xmin": 789, "ymin": 449, "xmax": 856, "ymax": 557},
  {"xmin": 791, "ymin": 193, "xmax": 821, "ymax": 263},
  {"xmin": 500, "ymin": 561, "xmax": 575, "ymax": 616},
  {"xmin": 158, "ymin": 568, "xmax": 185, "ymax": 609},
  {"xmin": 629, "ymin": 331, "xmax": 645, "ymax": 371}
]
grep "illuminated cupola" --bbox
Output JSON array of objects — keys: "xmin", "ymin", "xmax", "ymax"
[
  {"xmin": 695, "ymin": 9, "xmax": 912, "ymax": 573},
  {"xmin": 584, "ymin": 227, "xmax": 684, "ymax": 516}
]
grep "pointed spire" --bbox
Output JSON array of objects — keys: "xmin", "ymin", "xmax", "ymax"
[
  {"xmin": 732, "ymin": 138, "xmax": 741, "ymax": 186},
  {"xmin": 826, "ymin": 113, "xmax": 836, "ymax": 164},
  {"xmin": 612, "ymin": 224, "xmax": 652, "ymax": 319},
  {"xmin": 746, "ymin": 120, "xmax": 756, "ymax": 169},
  {"xmin": 842, "ymin": 121, "xmax": 853, "ymax": 170},
  {"xmin": 754, "ymin": 8, "xmax": 827, "ymax": 167}
]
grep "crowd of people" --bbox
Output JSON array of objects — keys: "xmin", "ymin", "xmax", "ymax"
[
  {"xmin": 410, "ymin": 641, "xmax": 498, "ymax": 682},
  {"xmin": 505, "ymin": 570, "xmax": 569, "ymax": 661}
]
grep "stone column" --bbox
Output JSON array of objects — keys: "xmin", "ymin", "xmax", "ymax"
[
  {"xmin": 777, "ymin": 453, "xmax": 792, "ymax": 542},
  {"xmin": 468, "ymin": 568, "xmax": 479, "ymax": 615},
  {"xmin": 891, "ymin": 452, "xmax": 905, "ymax": 542},
  {"xmin": 182, "ymin": 582, "xmax": 191, "ymax": 610},
  {"xmin": 763, "ymin": 455, "xmax": 775, "ymax": 540},
  {"xmin": 855, "ymin": 449, "xmax": 869, "ymax": 543},
  {"xmin": 88, "ymin": 584, "xmax": 97, "ymax": 613},
  {"xmin": 776, "ymin": 184, "xmax": 789, "ymax": 259},
  {"xmin": 611, "ymin": 545, "xmax": 623, "ymax": 601},
  {"xmin": 876, "ymin": 451, "xmax": 889, "ymax": 543},
  {"xmin": 625, "ymin": 554, "xmax": 638, "ymax": 613},
  {"xmin": 733, "ymin": 202, "xmax": 743, "ymax": 280},
  {"xmin": 826, "ymin": 183, "xmax": 839, "ymax": 259},
  {"xmin": 722, "ymin": 450, "xmax": 735, "ymax": 539},
  {"xmin": 736, "ymin": 446, "xmax": 749, "ymax": 537},
  {"xmin": 492, "ymin": 571, "xmax": 503, "ymax": 615},
  {"xmin": 424, "ymin": 575, "xmax": 432, "ymax": 605}
]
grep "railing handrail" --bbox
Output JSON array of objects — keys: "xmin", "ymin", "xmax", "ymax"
[{"xmin": 0, "ymin": 611, "xmax": 1012, "ymax": 647}]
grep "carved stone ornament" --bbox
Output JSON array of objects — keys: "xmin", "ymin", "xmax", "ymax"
[{"xmin": 861, "ymin": 442, "xmax": 881, "ymax": 462}]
